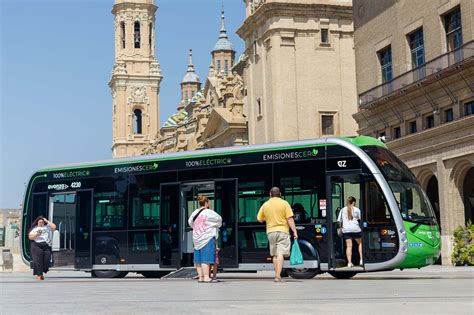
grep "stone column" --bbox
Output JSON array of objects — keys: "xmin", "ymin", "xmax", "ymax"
[{"xmin": 436, "ymin": 158, "xmax": 451, "ymax": 265}]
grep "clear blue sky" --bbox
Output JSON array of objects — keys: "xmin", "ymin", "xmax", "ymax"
[{"xmin": 0, "ymin": 0, "xmax": 245, "ymax": 208}]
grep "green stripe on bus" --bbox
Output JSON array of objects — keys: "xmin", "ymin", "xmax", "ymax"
[
  {"xmin": 38, "ymin": 143, "xmax": 327, "ymax": 172},
  {"xmin": 22, "ymin": 174, "xmax": 47, "ymax": 260}
]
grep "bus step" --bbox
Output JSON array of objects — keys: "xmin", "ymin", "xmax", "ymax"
[{"xmin": 161, "ymin": 267, "xmax": 198, "ymax": 279}]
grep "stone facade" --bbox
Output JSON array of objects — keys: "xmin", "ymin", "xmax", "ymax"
[
  {"xmin": 237, "ymin": 0, "xmax": 358, "ymax": 144},
  {"xmin": 109, "ymin": 0, "xmax": 163, "ymax": 157},
  {"xmin": 143, "ymin": 9, "xmax": 248, "ymax": 153},
  {"xmin": 143, "ymin": 70, "xmax": 248, "ymax": 153},
  {"xmin": 352, "ymin": 0, "xmax": 474, "ymax": 264},
  {"xmin": 142, "ymin": 1, "xmax": 359, "ymax": 154}
]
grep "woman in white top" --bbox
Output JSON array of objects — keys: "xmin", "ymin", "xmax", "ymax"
[
  {"xmin": 188, "ymin": 195, "xmax": 222, "ymax": 283},
  {"xmin": 28, "ymin": 216, "xmax": 56, "ymax": 280},
  {"xmin": 337, "ymin": 197, "xmax": 363, "ymax": 268}
]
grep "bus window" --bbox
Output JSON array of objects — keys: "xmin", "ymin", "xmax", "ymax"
[
  {"xmin": 274, "ymin": 160, "xmax": 323, "ymax": 222},
  {"xmin": 131, "ymin": 196, "xmax": 159, "ymax": 227},
  {"xmin": 238, "ymin": 186, "xmax": 267, "ymax": 223},
  {"xmin": 31, "ymin": 193, "xmax": 48, "ymax": 224},
  {"xmin": 92, "ymin": 177, "xmax": 127, "ymax": 230},
  {"xmin": 128, "ymin": 173, "xmax": 164, "ymax": 228},
  {"xmin": 224, "ymin": 164, "xmax": 272, "ymax": 223},
  {"xmin": 365, "ymin": 181, "xmax": 392, "ymax": 224}
]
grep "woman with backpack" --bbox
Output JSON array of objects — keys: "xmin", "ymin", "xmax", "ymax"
[{"xmin": 188, "ymin": 195, "xmax": 222, "ymax": 283}]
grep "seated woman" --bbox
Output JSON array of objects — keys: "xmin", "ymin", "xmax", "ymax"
[{"xmin": 292, "ymin": 203, "xmax": 307, "ymax": 223}]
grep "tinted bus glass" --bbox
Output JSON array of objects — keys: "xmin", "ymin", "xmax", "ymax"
[{"xmin": 364, "ymin": 146, "xmax": 437, "ymax": 225}]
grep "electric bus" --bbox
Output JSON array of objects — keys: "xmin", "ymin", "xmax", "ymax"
[{"xmin": 21, "ymin": 136, "xmax": 440, "ymax": 279}]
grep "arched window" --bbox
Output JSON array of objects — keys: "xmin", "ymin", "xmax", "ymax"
[
  {"xmin": 134, "ymin": 22, "xmax": 141, "ymax": 48},
  {"xmin": 149, "ymin": 23, "xmax": 153, "ymax": 53},
  {"xmin": 133, "ymin": 109, "xmax": 142, "ymax": 134},
  {"xmin": 120, "ymin": 22, "xmax": 126, "ymax": 49}
]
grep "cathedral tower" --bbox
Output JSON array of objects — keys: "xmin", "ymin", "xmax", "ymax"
[
  {"xmin": 211, "ymin": 8, "xmax": 235, "ymax": 76},
  {"xmin": 109, "ymin": 0, "xmax": 163, "ymax": 157},
  {"xmin": 179, "ymin": 49, "xmax": 201, "ymax": 111}
]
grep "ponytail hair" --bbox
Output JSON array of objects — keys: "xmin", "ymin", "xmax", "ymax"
[
  {"xmin": 346, "ymin": 196, "xmax": 356, "ymax": 221},
  {"xmin": 196, "ymin": 195, "xmax": 209, "ymax": 207}
]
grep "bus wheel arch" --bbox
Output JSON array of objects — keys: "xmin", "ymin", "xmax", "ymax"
[
  {"xmin": 328, "ymin": 271, "xmax": 357, "ymax": 279},
  {"xmin": 91, "ymin": 270, "xmax": 128, "ymax": 278},
  {"xmin": 140, "ymin": 271, "xmax": 170, "ymax": 278},
  {"xmin": 287, "ymin": 239, "xmax": 321, "ymax": 279}
]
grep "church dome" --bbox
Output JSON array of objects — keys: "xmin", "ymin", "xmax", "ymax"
[
  {"xmin": 181, "ymin": 49, "xmax": 200, "ymax": 84},
  {"xmin": 212, "ymin": 9, "xmax": 235, "ymax": 52},
  {"xmin": 182, "ymin": 72, "xmax": 200, "ymax": 84}
]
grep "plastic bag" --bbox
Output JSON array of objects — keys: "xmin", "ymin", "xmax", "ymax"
[{"xmin": 290, "ymin": 241, "xmax": 303, "ymax": 265}]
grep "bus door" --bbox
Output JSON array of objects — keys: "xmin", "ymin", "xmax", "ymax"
[
  {"xmin": 159, "ymin": 183, "xmax": 181, "ymax": 268},
  {"xmin": 49, "ymin": 192, "xmax": 77, "ymax": 267},
  {"xmin": 180, "ymin": 181, "xmax": 215, "ymax": 267},
  {"xmin": 214, "ymin": 179, "xmax": 238, "ymax": 267},
  {"xmin": 75, "ymin": 190, "xmax": 93, "ymax": 269},
  {"xmin": 327, "ymin": 172, "xmax": 365, "ymax": 270}
]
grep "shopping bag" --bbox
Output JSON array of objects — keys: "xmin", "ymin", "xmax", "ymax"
[{"xmin": 290, "ymin": 241, "xmax": 303, "ymax": 265}]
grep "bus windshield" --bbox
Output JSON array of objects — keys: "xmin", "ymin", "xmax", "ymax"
[{"xmin": 363, "ymin": 146, "xmax": 437, "ymax": 225}]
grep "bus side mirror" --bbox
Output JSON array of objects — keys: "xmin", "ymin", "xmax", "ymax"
[{"xmin": 52, "ymin": 230, "xmax": 60, "ymax": 252}]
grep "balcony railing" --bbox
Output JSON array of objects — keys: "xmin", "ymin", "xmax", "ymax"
[{"xmin": 359, "ymin": 40, "xmax": 474, "ymax": 108}]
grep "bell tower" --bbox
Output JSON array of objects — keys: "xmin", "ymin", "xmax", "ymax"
[
  {"xmin": 211, "ymin": 8, "xmax": 235, "ymax": 76},
  {"xmin": 109, "ymin": 0, "xmax": 163, "ymax": 157}
]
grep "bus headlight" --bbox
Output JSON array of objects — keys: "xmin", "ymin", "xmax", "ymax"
[{"xmin": 400, "ymin": 229, "xmax": 407, "ymax": 244}]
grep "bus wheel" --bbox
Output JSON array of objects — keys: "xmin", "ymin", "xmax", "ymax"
[
  {"xmin": 140, "ymin": 271, "xmax": 170, "ymax": 278},
  {"xmin": 91, "ymin": 270, "xmax": 128, "ymax": 278},
  {"xmin": 328, "ymin": 271, "xmax": 357, "ymax": 279},
  {"xmin": 288, "ymin": 268, "xmax": 319, "ymax": 279}
]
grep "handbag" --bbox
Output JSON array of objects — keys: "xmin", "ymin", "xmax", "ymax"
[
  {"xmin": 337, "ymin": 220, "xmax": 343, "ymax": 238},
  {"xmin": 290, "ymin": 241, "xmax": 304, "ymax": 265}
]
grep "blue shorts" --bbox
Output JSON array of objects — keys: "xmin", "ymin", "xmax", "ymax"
[{"xmin": 193, "ymin": 238, "xmax": 216, "ymax": 265}]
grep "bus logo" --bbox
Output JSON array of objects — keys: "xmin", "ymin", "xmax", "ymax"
[
  {"xmin": 52, "ymin": 170, "xmax": 90, "ymax": 179},
  {"xmin": 48, "ymin": 184, "xmax": 69, "ymax": 191},
  {"xmin": 114, "ymin": 163, "xmax": 159, "ymax": 174},
  {"xmin": 337, "ymin": 160, "xmax": 347, "ymax": 168},
  {"xmin": 262, "ymin": 149, "xmax": 318, "ymax": 162}
]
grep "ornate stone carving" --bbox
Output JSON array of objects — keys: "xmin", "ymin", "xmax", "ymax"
[
  {"xmin": 149, "ymin": 62, "xmax": 161, "ymax": 76},
  {"xmin": 112, "ymin": 62, "xmax": 127, "ymax": 75},
  {"xmin": 128, "ymin": 86, "xmax": 149, "ymax": 104},
  {"xmin": 231, "ymin": 72, "xmax": 244, "ymax": 101},
  {"xmin": 164, "ymin": 138, "xmax": 176, "ymax": 146},
  {"xmin": 251, "ymin": 0, "xmax": 266, "ymax": 14}
]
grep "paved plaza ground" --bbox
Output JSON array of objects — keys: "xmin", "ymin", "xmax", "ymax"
[{"xmin": 1, "ymin": 266, "xmax": 473, "ymax": 314}]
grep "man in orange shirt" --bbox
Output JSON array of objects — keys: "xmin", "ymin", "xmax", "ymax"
[{"xmin": 257, "ymin": 187, "xmax": 298, "ymax": 282}]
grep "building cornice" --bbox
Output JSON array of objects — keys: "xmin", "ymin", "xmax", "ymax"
[
  {"xmin": 387, "ymin": 116, "xmax": 474, "ymax": 159},
  {"xmin": 237, "ymin": 2, "xmax": 353, "ymax": 38},
  {"xmin": 112, "ymin": 2, "xmax": 157, "ymax": 15}
]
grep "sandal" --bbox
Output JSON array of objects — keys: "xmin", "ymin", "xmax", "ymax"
[
  {"xmin": 203, "ymin": 279, "xmax": 217, "ymax": 283},
  {"xmin": 274, "ymin": 278, "xmax": 282, "ymax": 283}
]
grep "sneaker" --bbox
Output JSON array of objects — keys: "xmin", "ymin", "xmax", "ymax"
[
  {"xmin": 359, "ymin": 260, "xmax": 363, "ymax": 266},
  {"xmin": 347, "ymin": 262, "xmax": 354, "ymax": 268}
]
